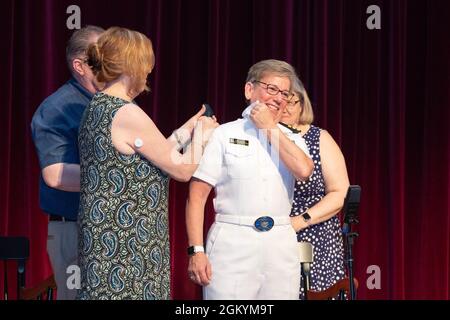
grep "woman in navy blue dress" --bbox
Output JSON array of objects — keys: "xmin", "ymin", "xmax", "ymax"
[{"xmin": 281, "ymin": 81, "xmax": 350, "ymax": 299}]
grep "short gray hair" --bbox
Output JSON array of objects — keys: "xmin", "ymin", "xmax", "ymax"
[
  {"xmin": 246, "ymin": 59, "xmax": 298, "ymax": 89},
  {"xmin": 66, "ymin": 25, "xmax": 104, "ymax": 73}
]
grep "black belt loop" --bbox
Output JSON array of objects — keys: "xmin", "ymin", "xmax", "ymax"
[{"xmin": 49, "ymin": 215, "xmax": 76, "ymax": 222}]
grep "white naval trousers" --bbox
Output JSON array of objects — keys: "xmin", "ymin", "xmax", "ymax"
[{"xmin": 203, "ymin": 214, "xmax": 300, "ymax": 300}]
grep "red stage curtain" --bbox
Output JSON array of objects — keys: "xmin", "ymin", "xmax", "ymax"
[{"xmin": 0, "ymin": 0, "xmax": 449, "ymax": 299}]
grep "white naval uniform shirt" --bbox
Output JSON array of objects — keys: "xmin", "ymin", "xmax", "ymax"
[{"xmin": 193, "ymin": 106, "xmax": 310, "ymax": 218}]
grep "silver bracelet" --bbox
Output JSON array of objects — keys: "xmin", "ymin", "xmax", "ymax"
[{"xmin": 173, "ymin": 130, "xmax": 183, "ymax": 147}]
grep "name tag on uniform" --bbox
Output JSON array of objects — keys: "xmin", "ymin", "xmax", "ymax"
[{"xmin": 229, "ymin": 138, "xmax": 249, "ymax": 146}]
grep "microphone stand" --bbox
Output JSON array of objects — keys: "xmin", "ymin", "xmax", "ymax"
[
  {"xmin": 298, "ymin": 242, "xmax": 313, "ymax": 300},
  {"xmin": 342, "ymin": 225, "xmax": 358, "ymax": 300},
  {"xmin": 301, "ymin": 262, "xmax": 311, "ymax": 300},
  {"xmin": 341, "ymin": 185, "xmax": 361, "ymax": 300}
]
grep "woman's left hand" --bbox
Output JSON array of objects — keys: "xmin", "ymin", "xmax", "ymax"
[
  {"xmin": 290, "ymin": 216, "xmax": 304, "ymax": 232},
  {"xmin": 180, "ymin": 104, "xmax": 207, "ymax": 134}
]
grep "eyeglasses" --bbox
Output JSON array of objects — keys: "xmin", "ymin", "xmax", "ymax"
[
  {"xmin": 286, "ymin": 99, "xmax": 300, "ymax": 108},
  {"xmin": 253, "ymin": 80, "xmax": 294, "ymax": 101}
]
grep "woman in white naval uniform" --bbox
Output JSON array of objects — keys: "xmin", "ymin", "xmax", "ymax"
[{"xmin": 186, "ymin": 60, "xmax": 314, "ymax": 300}]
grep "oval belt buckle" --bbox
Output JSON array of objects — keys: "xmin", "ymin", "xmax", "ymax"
[{"xmin": 254, "ymin": 216, "xmax": 274, "ymax": 232}]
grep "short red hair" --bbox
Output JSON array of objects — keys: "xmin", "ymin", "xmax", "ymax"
[{"xmin": 87, "ymin": 27, "xmax": 155, "ymax": 96}]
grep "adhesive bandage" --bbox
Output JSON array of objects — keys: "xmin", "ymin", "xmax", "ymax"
[{"xmin": 134, "ymin": 138, "xmax": 144, "ymax": 148}]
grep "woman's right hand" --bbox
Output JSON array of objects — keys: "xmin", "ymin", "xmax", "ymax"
[{"xmin": 188, "ymin": 252, "xmax": 212, "ymax": 286}]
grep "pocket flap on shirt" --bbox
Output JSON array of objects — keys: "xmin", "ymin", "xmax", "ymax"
[{"xmin": 225, "ymin": 142, "xmax": 253, "ymax": 157}]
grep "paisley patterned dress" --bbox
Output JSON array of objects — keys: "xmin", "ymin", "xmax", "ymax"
[
  {"xmin": 290, "ymin": 125, "xmax": 346, "ymax": 299},
  {"xmin": 77, "ymin": 93, "xmax": 170, "ymax": 300}
]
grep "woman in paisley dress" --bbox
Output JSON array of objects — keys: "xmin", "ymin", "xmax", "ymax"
[
  {"xmin": 77, "ymin": 27, "xmax": 218, "ymax": 299},
  {"xmin": 282, "ymin": 80, "xmax": 350, "ymax": 299}
]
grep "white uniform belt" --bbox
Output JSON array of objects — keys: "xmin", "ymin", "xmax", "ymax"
[{"xmin": 215, "ymin": 214, "xmax": 291, "ymax": 227}]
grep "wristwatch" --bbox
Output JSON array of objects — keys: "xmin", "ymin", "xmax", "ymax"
[
  {"xmin": 301, "ymin": 212, "xmax": 312, "ymax": 224},
  {"xmin": 187, "ymin": 245, "xmax": 205, "ymax": 256}
]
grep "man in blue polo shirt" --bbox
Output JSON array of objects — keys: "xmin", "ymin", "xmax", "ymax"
[{"xmin": 31, "ymin": 25, "xmax": 104, "ymax": 300}]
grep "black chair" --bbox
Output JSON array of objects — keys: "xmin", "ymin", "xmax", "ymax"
[{"xmin": 0, "ymin": 236, "xmax": 29, "ymax": 300}]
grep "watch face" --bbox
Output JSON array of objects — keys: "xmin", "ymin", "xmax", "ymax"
[
  {"xmin": 187, "ymin": 246, "xmax": 204, "ymax": 255},
  {"xmin": 302, "ymin": 212, "xmax": 311, "ymax": 222}
]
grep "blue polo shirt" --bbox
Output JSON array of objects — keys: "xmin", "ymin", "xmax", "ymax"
[{"xmin": 31, "ymin": 78, "xmax": 93, "ymax": 220}]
